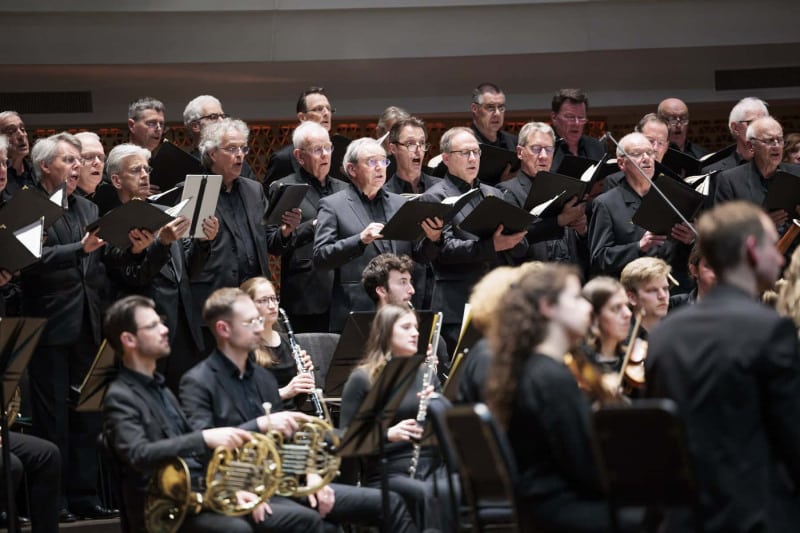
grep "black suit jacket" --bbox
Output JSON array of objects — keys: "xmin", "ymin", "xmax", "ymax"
[
  {"xmin": 313, "ymin": 185, "xmax": 435, "ymax": 331},
  {"xmin": 383, "ymin": 172, "xmax": 441, "ymax": 195},
  {"xmin": 103, "ymin": 368, "xmax": 209, "ymax": 533},
  {"xmin": 268, "ymin": 171, "xmax": 348, "ymax": 316},
  {"xmin": 645, "ymin": 284, "xmax": 800, "ymax": 532},
  {"xmin": 264, "ymin": 144, "xmax": 299, "ymax": 186},
  {"xmin": 191, "ymin": 176, "xmax": 291, "ymax": 309},
  {"xmin": 418, "ymin": 175, "xmax": 525, "ymax": 325},
  {"xmin": 713, "ymin": 161, "xmax": 800, "ymax": 207},
  {"xmin": 552, "ymin": 134, "xmax": 607, "ymax": 171},
  {"xmin": 588, "ymin": 178, "xmax": 676, "ymax": 278}
]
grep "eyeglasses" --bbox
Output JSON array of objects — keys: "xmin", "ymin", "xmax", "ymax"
[
  {"xmin": 220, "ymin": 145, "xmax": 250, "ymax": 155},
  {"xmin": 664, "ymin": 117, "xmax": 689, "ymax": 127},
  {"xmin": 81, "ymin": 154, "xmax": 106, "ymax": 164},
  {"xmin": 557, "ymin": 114, "xmax": 588, "ymax": 124},
  {"xmin": 254, "ymin": 296, "xmax": 280, "ymax": 306},
  {"xmin": 646, "ymin": 138, "xmax": 669, "ymax": 148},
  {"xmin": 449, "ymin": 149, "xmax": 482, "ymax": 158},
  {"xmin": 306, "ymin": 105, "xmax": 335, "ymax": 115},
  {"xmin": 525, "ymin": 145, "xmax": 555, "ymax": 156},
  {"xmin": 751, "ymin": 137, "xmax": 784, "ymax": 147},
  {"xmin": 127, "ymin": 165, "xmax": 153, "ymax": 175},
  {"xmin": 480, "ymin": 104, "xmax": 506, "ymax": 114},
  {"xmin": 239, "ymin": 316, "xmax": 266, "ymax": 328},
  {"xmin": 302, "ymin": 144, "xmax": 334, "ymax": 157},
  {"xmin": 143, "ymin": 120, "xmax": 165, "ymax": 130},
  {"xmin": 393, "ymin": 141, "xmax": 430, "ymax": 152},
  {"xmin": 60, "ymin": 155, "xmax": 81, "ymax": 165},
  {"xmin": 198, "ymin": 113, "xmax": 228, "ymax": 122},
  {"xmin": 625, "ymin": 150, "xmax": 655, "ymax": 160},
  {"xmin": 1, "ymin": 125, "xmax": 26, "ymax": 136},
  {"xmin": 363, "ymin": 158, "xmax": 391, "ymax": 168}
]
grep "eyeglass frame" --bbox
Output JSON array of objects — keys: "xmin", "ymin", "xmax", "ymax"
[
  {"xmin": 448, "ymin": 149, "xmax": 482, "ymax": 158},
  {"xmin": 392, "ymin": 141, "xmax": 431, "ymax": 152},
  {"xmin": 301, "ymin": 144, "xmax": 334, "ymax": 157},
  {"xmin": 750, "ymin": 137, "xmax": 785, "ymax": 147},
  {"xmin": 219, "ymin": 145, "xmax": 250, "ymax": 155},
  {"xmin": 524, "ymin": 144, "xmax": 555, "ymax": 156},
  {"xmin": 253, "ymin": 296, "xmax": 280, "ymax": 307}
]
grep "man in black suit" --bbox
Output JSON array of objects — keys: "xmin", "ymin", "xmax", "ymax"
[
  {"xmin": 385, "ymin": 117, "xmax": 441, "ymax": 196},
  {"xmin": 703, "ymin": 96, "xmax": 769, "ymax": 173},
  {"xmin": 268, "ymin": 121, "xmax": 348, "ymax": 332},
  {"xmin": 105, "ymin": 142, "xmax": 220, "ymax": 393},
  {"xmin": 22, "ymin": 132, "xmax": 149, "ymax": 520},
  {"xmin": 182, "ymin": 95, "xmax": 258, "ymax": 180},
  {"xmin": 714, "ymin": 116, "xmax": 800, "ymax": 235},
  {"xmin": 313, "ymin": 137, "xmax": 441, "ymax": 332},
  {"xmin": 588, "ymin": 132, "xmax": 694, "ymax": 279},
  {"xmin": 645, "ymin": 201, "xmax": 800, "ymax": 532},
  {"xmin": 498, "ymin": 121, "xmax": 588, "ymax": 269},
  {"xmin": 469, "ymin": 83, "xmax": 517, "ymax": 184},
  {"xmin": 192, "ymin": 118, "xmax": 299, "ymax": 324},
  {"xmin": 102, "ymin": 295, "xmax": 275, "ymax": 533},
  {"xmin": 180, "ymin": 288, "xmax": 418, "ymax": 532},
  {"xmin": 550, "ymin": 88, "xmax": 607, "ymax": 171},
  {"xmin": 264, "ymin": 87, "xmax": 335, "ymax": 185},
  {"xmin": 419, "ymin": 127, "xmax": 527, "ymax": 352}
]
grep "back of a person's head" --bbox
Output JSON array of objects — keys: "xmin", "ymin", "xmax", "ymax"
[{"xmin": 697, "ymin": 201, "xmax": 766, "ymax": 276}]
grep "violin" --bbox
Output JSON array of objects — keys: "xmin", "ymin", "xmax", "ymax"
[
  {"xmin": 618, "ymin": 311, "xmax": 648, "ymax": 391},
  {"xmin": 564, "ymin": 347, "xmax": 624, "ymax": 405}
]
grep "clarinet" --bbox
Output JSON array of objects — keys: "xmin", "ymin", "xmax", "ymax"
[
  {"xmin": 409, "ymin": 311, "xmax": 443, "ymax": 478},
  {"xmin": 278, "ymin": 308, "xmax": 325, "ymax": 419}
]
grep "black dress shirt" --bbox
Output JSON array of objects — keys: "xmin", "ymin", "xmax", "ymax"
[{"xmin": 218, "ymin": 179, "xmax": 259, "ymax": 282}]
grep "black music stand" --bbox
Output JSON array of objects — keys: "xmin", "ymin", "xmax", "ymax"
[
  {"xmin": 337, "ymin": 354, "xmax": 424, "ymax": 533},
  {"xmin": 441, "ymin": 351, "xmax": 466, "ymax": 402},
  {"xmin": 324, "ymin": 311, "xmax": 434, "ymax": 399},
  {"xmin": 69, "ymin": 340, "xmax": 118, "ymax": 411},
  {"xmin": 0, "ymin": 317, "xmax": 47, "ymax": 533}
]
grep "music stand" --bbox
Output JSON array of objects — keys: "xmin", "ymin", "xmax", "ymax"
[
  {"xmin": 69, "ymin": 340, "xmax": 118, "ymax": 411},
  {"xmin": 442, "ymin": 351, "xmax": 466, "ymax": 402},
  {"xmin": 324, "ymin": 311, "xmax": 434, "ymax": 399},
  {"xmin": 0, "ymin": 317, "xmax": 47, "ymax": 533},
  {"xmin": 337, "ymin": 354, "xmax": 424, "ymax": 533}
]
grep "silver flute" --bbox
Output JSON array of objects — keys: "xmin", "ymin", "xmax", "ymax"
[
  {"xmin": 278, "ymin": 308, "xmax": 325, "ymax": 418},
  {"xmin": 409, "ymin": 311, "xmax": 443, "ymax": 478}
]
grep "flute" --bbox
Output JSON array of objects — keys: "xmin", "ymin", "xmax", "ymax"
[
  {"xmin": 278, "ymin": 308, "xmax": 325, "ymax": 418},
  {"xmin": 409, "ymin": 311, "xmax": 443, "ymax": 478}
]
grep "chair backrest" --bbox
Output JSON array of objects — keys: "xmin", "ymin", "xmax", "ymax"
[
  {"xmin": 97, "ymin": 431, "xmax": 131, "ymax": 533},
  {"xmin": 445, "ymin": 403, "xmax": 518, "ymax": 511},
  {"xmin": 592, "ymin": 398, "xmax": 699, "ymax": 507},
  {"xmin": 295, "ymin": 332, "xmax": 340, "ymax": 388}
]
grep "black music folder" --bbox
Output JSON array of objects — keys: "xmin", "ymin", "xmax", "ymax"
[
  {"xmin": 175, "ymin": 174, "xmax": 222, "ymax": 238},
  {"xmin": 632, "ymin": 174, "xmax": 704, "ymax": 236},
  {"xmin": 0, "ymin": 187, "xmax": 64, "ymax": 229},
  {"xmin": 379, "ymin": 200, "xmax": 452, "ymax": 241},
  {"xmin": 457, "ymin": 195, "xmax": 533, "ymax": 238},
  {"xmin": 264, "ymin": 183, "xmax": 309, "ymax": 226},
  {"xmin": 527, "ymin": 154, "xmax": 613, "ymax": 216},
  {"xmin": 0, "ymin": 317, "xmax": 46, "ymax": 412},
  {"xmin": 477, "ymin": 144, "xmax": 520, "ymax": 184},
  {"xmin": 86, "ymin": 199, "xmax": 174, "ymax": 249},
  {"xmin": 70, "ymin": 340, "xmax": 118, "ymax": 411},
  {"xmin": 149, "ymin": 139, "xmax": 205, "ymax": 190},
  {"xmin": 764, "ymin": 171, "xmax": 800, "ymax": 212}
]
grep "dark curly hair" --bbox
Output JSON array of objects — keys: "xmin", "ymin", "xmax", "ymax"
[{"xmin": 486, "ymin": 263, "xmax": 577, "ymax": 429}]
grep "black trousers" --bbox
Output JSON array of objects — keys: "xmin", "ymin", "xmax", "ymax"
[
  {"xmin": 28, "ymin": 325, "xmax": 101, "ymax": 511},
  {"xmin": 0, "ymin": 432, "xmax": 61, "ymax": 532},
  {"xmin": 324, "ymin": 482, "xmax": 417, "ymax": 533}
]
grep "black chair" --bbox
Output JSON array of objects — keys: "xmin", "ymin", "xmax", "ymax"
[
  {"xmin": 444, "ymin": 403, "xmax": 519, "ymax": 533},
  {"xmin": 295, "ymin": 332, "xmax": 340, "ymax": 389},
  {"xmin": 426, "ymin": 395, "xmax": 467, "ymax": 532},
  {"xmin": 592, "ymin": 398, "xmax": 703, "ymax": 533},
  {"xmin": 97, "ymin": 432, "xmax": 130, "ymax": 533}
]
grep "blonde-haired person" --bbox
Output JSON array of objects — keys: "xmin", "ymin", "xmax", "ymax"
[
  {"xmin": 458, "ymin": 262, "xmax": 544, "ymax": 403},
  {"xmin": 777, "ymin": 246, "xmax": 800, "ymax": 328},
  {"xmin": 340, "ymin": 304, "xmax": 445, "ymax": 530},
  {"xmin": 620, "ymin": 256, "xmax": 671, "ymax": 337},
  {"xmin": 240, "ymin": 277, "xmax": 316, "ymax": 410}
]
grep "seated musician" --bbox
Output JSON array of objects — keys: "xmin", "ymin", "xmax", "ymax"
[
  {"xmin": 620, "ymin": 257, "xmax": 671, "ymax": 340},
  {"xmin": 102, "ymin": 295, "xmax": 265, "ymax": 533},
  {"xmin": 339, "ymin": 304, "xmax": 446, "ymax": 531},
  {"xmin": 581, "ymin": 276, "xmax": 632, "ymax": 374},
  {"xmin": 486, "ymin": 264, "xmax": 642, "ymax": 532},
  {"xmin": 179, "ymin": 288, "xmax": 418, "ymax": 533}
]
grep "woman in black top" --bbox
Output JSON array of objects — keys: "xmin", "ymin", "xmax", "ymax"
[
  {"xmin": 340, "ymin": 304, "xmax": 444, "ymax": 530},
  {"xmin": 582, "ymin": 276, "xmax": 632, "ymax": 374},
  {"xmin": 240, "ymin": 276, "xmax": 315, "ymax": 410},
  {"xmin": 486, "ymin": 264, "xmax": 641, "ymax": 533}
]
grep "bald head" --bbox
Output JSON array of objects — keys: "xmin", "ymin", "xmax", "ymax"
[{"xmin": 657, "ymin": 98, "xmax": 690, "ymax": 150}]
